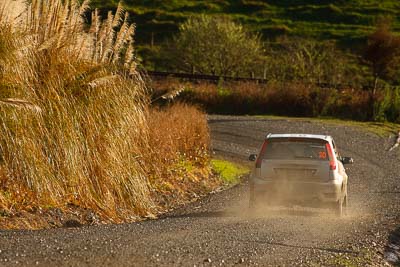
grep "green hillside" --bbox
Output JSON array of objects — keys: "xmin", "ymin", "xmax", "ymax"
[
  {"xmin": 92, "ymin": 0, "xmax": 400, "ymax": 45},
  {"xmin": 90, "ymin": 0, "xmax": 400, "ymax": 73}
]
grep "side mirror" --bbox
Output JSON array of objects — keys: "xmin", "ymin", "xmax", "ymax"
[
  {"xmin": 341, "ymin": 157, "xmax": 354, "ymax": 165},
  {"xmin": 249, "ymin": 154, "xmax": 257, "ymax": 161}
]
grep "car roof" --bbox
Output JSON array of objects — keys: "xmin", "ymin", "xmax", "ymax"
[{"xmin": 266, "ymin": 133, "xmax": 332, "ymax": 142}]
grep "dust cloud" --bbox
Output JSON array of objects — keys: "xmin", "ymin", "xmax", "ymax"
[
  {"xmin": 212, "ymin": 185, "xmax": 373, "ymax": 247},
  {"xmin": 221, "ymin": 182, "xmax": 370, "ymax": 226}
]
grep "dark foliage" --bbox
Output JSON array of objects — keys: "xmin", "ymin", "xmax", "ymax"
[{"xmin": 364, "ymin": 19, "xmax": 400, "ymax": 84}]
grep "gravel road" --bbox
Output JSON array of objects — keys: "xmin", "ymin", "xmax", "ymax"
[{"xmin": 0, "ymin": 115, "xmax": 399, "ymax": 266}]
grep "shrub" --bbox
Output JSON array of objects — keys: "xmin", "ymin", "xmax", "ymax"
[
  {"xmin": 265, "ymin": 38, "xmax": 359, "ymax": 86},
  {"xmin": 364, "ymin": 18, "xmax": 400, "ymax": 86},
  {"xmin": 146, "ymin": 103, "xmax": 217, "ymax": 208},
  {"xmin": 165, "ymin": 15, "xmax": 264, "ymax": 77},
  {"xmin": 374, "ymin": 86, "xmax": 400, "ymax": 122},
  {"xmin": 152, "ymin": 79, "xmax": 400, "ymax": 123}
]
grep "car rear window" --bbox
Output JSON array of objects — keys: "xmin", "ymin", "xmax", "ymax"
[{"xmin": 261, "ymin": 138, "xmax": 329, "ymax": 161}]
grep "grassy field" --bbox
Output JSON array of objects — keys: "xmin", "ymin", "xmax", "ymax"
[{"xmin": 91, "ymin": 0, "xmax": 400, "ymax": 49}]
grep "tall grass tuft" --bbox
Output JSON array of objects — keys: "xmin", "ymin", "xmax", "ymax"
[
  {"xmin": 0, "ymin": 0, "xmax": 154, "ymax": 221},
  {"xmin": 146, "ymin": 103, "xmax": 215, "ymax": 208}
]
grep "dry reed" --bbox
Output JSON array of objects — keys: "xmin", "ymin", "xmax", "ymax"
[
  {"xmin": 0, "ymin": 0, "xmax": 215, "ymax": 226},
  {"xmin": 0, "ymin": 0, "xmax": 152, "ymax": 221}
]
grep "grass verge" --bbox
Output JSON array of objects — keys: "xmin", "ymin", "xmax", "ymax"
[
  {"xmin": 211, "ymin": 159, "xmax": 249, "ymax": 185},
  {"xmin": 327, "ymin": 248, "xmax": 377, "ymax": 267},
  {"xmin": 254, "ymin": 115, "xmax": 400, "ymax": 137}
]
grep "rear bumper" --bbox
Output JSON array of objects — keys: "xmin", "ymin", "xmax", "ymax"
[{"xmin": 250, "ymin": 177, "xmax": 342, "ymax": 203}]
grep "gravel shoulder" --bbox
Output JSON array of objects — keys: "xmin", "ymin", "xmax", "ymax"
[{"xmin": 0, "ymin": 115, "xmax": 399, "ymax": 266}]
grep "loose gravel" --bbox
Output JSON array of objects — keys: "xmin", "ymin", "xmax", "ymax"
[{"xmin": 0, "ymin": 115, "xmax": 399, "ymax": 266}]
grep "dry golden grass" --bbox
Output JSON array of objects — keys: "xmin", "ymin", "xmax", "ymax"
[
  {"xmin": 146, "ymin": 103, "xmax": 218, "ymax": 208},
  {"xmin": 0, "ymin": 0, "xmax": 154, "ymax": 221},
  {"xmin": 0, "ymin": 0, "xmax": 216, "ymax": 227}
]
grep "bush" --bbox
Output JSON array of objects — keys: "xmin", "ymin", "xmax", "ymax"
[
  {"xmin": 146, "ymin": 103, "xmax": 218, "ymax": 208},
  {"xmin": 364, "ymin": 18, "xmax": 400, "ymax": 85},
  {"xmin": 165, "ymin": 15, "xmax": 265, "ymax": 77},
  {"xmin": 152, "ymin": 79, "xmax": 399, "ymax": 123},
  {"xmin": 374, "ymin": 86, "xmax": 400, "ymax": 122},
  {"xmin": 265, "ymin": 38, "xmax": 361, "ymax": 86}
]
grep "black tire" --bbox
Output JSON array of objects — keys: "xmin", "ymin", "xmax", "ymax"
[
  {"xmin": 249, "ymin": 197, "xmax": 258, "ymax": 216},
  {"xmin": 249, "ymin": 197, "xmax": 256, "ymax": 209},
  {"xmin": 334, "ymin": 198, "xmax": 343, "ymax": 217},
  {"xmin": 336, "ymin": 183, "xmax": 348, "ymax": 217},
  {"xmin": 343, "ymin": 184, "xmax": 348, "ymax": 215},
  {"xmin": 249, "ymin": 182, "xmax": 256, "ymax": 210}
]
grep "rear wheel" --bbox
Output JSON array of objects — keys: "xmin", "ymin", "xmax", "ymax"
[
  {"xmin": 335, "ymin": 183, "xmax": 348, "ymax": 217},
  {"xmin": 249, "ymin": 182, "xmax": 256, "ymax": 211},
  {"xmin": 249, "ymin": 197, "xmax": 256, "ymax": 210},
  {"xmin": 343, "ymin": 184, "xmax": 348, "ymax": 214},
  {"xmin": 336, "ymin": 197, "xmax": 343, "ymax": 216}
]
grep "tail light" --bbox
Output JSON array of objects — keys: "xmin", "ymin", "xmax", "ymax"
[
  {"xmin": 325, "ymin": 143, "xmax": 336, "ymax": 170},
  {"xmin": 255, "ymin": 140, "xmax": 268, "ymax": 168}
]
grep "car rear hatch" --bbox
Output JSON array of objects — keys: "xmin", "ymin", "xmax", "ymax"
[{"xmin": 256, "ymin": 137, "xmax": 332, "ymax": 182}]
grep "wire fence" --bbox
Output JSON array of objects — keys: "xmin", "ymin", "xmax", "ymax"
[{"xmin": 146, "ymin": 71, "xmax": 373, "ymax": 90}]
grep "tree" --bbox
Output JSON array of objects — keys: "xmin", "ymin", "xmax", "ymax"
[
  {"xmin": 364, "ymin": 19, "xmax": 400, "ymax": 87},
  {"xmin": 167, "ymin": 15, "xmax": 264, "ymax": 77},
  {"xmin": 264, "ymin": 38, "xmax": 356, "ymax": 86}
]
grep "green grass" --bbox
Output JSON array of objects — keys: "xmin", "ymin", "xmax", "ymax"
[
  {"xmin": 89, "ymin": 0, "xmax": 400, "ymax": 73},
  {"xmin": 91, "ymin": 0, "xmax": 400, "ymax": 46},
  {"xmin": 255, "ymin": 115, "xmax": 400, "ymax": 137},
  {"xmin": 211, "ymin": 159, "xmax": 249, "ymax": 184},
  {"xmin": 327, "ymin": 248, "xmax": 375, "ymax": 267}
]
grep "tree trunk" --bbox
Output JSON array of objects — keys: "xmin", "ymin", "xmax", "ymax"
[{"xmin": 370, "ymin": 75, "xmax": 379, "ymax": 120}]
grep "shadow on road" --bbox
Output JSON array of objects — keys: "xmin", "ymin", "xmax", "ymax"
[
  {"xmin": 371, "ymin": 191, "xmax": 400, "ymax": 194},
  {"xmin": 167, "ymin": 207, "xmax": 332, "ymax": 219}
]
